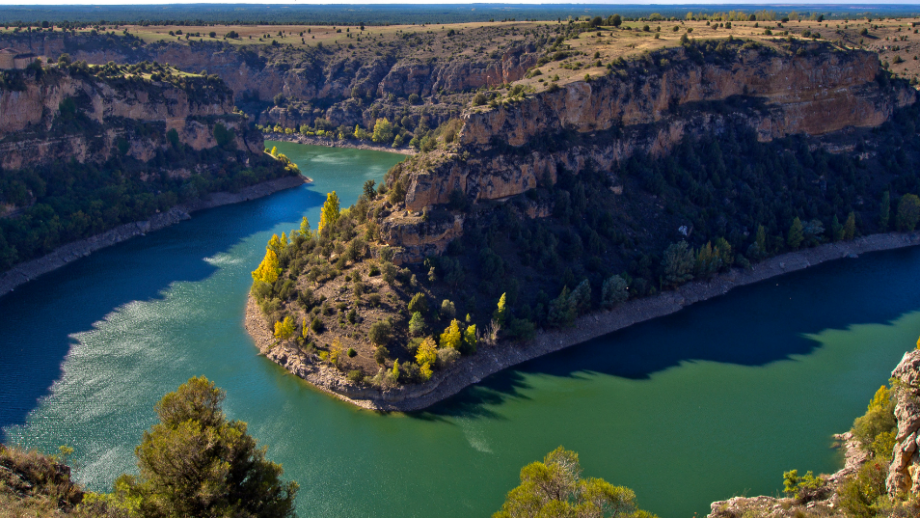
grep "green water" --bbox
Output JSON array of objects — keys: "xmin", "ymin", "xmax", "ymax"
[{"xmin": 2, "ymin": 141, "xmax": 919, "ymax": 518}]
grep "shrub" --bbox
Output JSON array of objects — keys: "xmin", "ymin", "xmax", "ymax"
[
  {"xmin": 373, "ymin": 345, "xmax": 390, "ymax": 365},
  {"xmin": 408, "ymin": 293, "xmax": 429, "ymax": 315},
  {"xmin": 310, "ymin": 318, "xmax": 324, "ymax": 333},
  {"xmin": 436, "ymin": 347, "xmax": 460, "ymax": 368},
  {"xmin": 897, "ymin": 194, "xmax": 920, "ymax": 231},
  {"xmin": 369, "ymin": 320, "xmax": 392, "ymax": 346},
  {"xmin": 602, "ymin": 275, "xmax": 629, "ymax": 308},
  {"xmin": 346, "ymin": 370, "xmax": 363, "ymax": 382},
  {"xmin": 346, "ymin": 348, "xmax": 357, "ymax": 358}
]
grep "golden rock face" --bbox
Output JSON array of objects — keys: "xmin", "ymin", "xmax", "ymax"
[{"xmin": 389, "ymin": 45, "xmax": 917, "ymax": 262}]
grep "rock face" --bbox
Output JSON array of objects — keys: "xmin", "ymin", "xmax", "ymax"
[
  {"xmin": 1, "ymin": 33, "xmax": 539, "ymax": 130},
  {"xmin": 387, "ymin": 43, "xmax": 916, "ymax": 262},
  {"xmin": 887, "ymin": 349, "xmax": 920, "ymax": 496},
  {"xmin": 0, "ymin": 67, "xmax": 259, "ymax": 170}
]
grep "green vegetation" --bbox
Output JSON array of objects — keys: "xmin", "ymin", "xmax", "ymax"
[
  {"xmin": 0, "ymin": 62, "xmax": 292, "ymax": 273},
  {"xmin": 1, "ymin": 377, "xmax": 297, "ymax": 518},
  {"xmin": 493, "ymin": 447, "xmax": 657, "ymax": 518}
]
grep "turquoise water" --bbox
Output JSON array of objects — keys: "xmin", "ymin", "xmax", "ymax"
[{"xmin": 1, "ymin": 142, "xmax": 919, "ymax": 518}]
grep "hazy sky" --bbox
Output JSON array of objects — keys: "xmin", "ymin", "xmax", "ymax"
[{"xmin": 2, "ymin": 0, "xmax": 920, "ymax": 5}]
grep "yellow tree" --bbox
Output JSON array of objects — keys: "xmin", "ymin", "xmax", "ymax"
[
  {"xmin": 267, "ymin": 233, "xmax": 285, "ymax": 254},
  {"xmin": 318, "ymin": 191, "xmax": 341, "ymax": 235},
  {"xmin": 329, "ymin": 339, "xmax": 343, "ymax": 367},
  {"xmin": 415, "ymin": 337, "xmax": 438, "ymax": 366},
  {"xmin": 420, "ymin": 363, "xmax": 433, "ymax": 381},
  {"xmin": 463, "ymin": 324, "xmax": 477, "ymax": 353},
  {"xmin": 493, "ymin": 293, "xmax": 508, "ymax": 325},
  {"xmin": 251, "ymin": 248, "xmax": 280, "ymax": 284},
  {"xmin": 274, "ymin": 316, "xmax": 295, "ymax": 340},
  {"xmin": 439, "ymin": 319, "xmax": 462, "ymax": 350}
]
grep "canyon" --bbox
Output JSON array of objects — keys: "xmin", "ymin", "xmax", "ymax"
[{"xmin": 386, "ymin": 41, "xmax": 917, "ymax": 262}]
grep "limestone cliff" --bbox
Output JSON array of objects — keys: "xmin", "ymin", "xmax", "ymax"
[
  {"xmin": 887, "ymin": 349, "xmax": 920, "ymax": 496},
  {"xmin": 384, "ymin": 42, "xmax": 916, "ymax": 262},
  {"xmin": 0, "ymin": 33, "xmax": 540, "ymax": 131},
  {"xmin": 0, "ymin": 65, "xmax": 260, "ymax": 170}
]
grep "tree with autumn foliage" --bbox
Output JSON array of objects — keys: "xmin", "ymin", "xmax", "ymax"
[
  {"xmin": 274, "ymin": 316, "xmax": 295, "ymax": 340},
  {"xmin": 415, "ymin": 336, "xmax": 438, "ymax": 367},
  {"xmin": 439, "ymin": 319, "xmax": 462, "ymax": 350},
  {"xmin": 318, "ymin": 191, "xmax": 341, "ymax": 235},
  {"xmin": 251, "ymin": 248, "xmax": 280, "ymax": 285}
]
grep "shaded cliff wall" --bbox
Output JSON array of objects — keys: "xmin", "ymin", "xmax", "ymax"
[
  {"xmin": 407, "ymin": 44, "xmax": 915, "ymax": 212},
  {"xmin": 382, "ymin": 43, "xmax": 917, "ymax": 262}
]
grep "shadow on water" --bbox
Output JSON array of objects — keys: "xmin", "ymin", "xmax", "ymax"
[
  {"xmin": 416, "ymin": 246, "xmax": 920, "ymax": 419},
  {"xmin": 0, "ymin": 184, "xmax": 323, "ymax": 433}
]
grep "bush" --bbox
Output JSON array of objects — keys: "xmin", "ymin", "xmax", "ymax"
[
  {"xmin": 310, "ymin": 317, "xmax": 324, "ymax": 333},
  {"xmin": 471, "ymin": 92, "xmax": 487, "ymax": 106},
  {"xmin": 436, "ymin": 347, "xmax": 460, "ymax": 368},
  {"xmin": 602, "ymin": 275, "xmax": 629, "ymax": 308},
  {"xmin": 408, "ymin": 93, "xmax": 421, "ymax": 105},
  {"xmin": 346, "ymin": 370, "xmax": 363, "ymax": 382},
  {"xmin": 369, "ymin": 320, "xmax": 392, "ymax": 346},
  {"xmin": 346, "ymin": 347, "xmax": 357, "ymax": 358},
  {"xmin": 408, "ymin": 292, "xmax": 429, "ymax": 315},
  {"xmin": 897, "ymin": 194, "xmax": 920, "ymax": 231},
  {"xmin": 373, "ymin": 345, "xmax": 390, "ymax": 365}
]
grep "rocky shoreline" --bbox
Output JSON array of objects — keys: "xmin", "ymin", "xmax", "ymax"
[
  {"xmin": 244, "ymin": 231, "xmax": 920, "ymax": 412},
  {"xmin": 0, "ymin": 175, "xmax": 307, "ymax": 299},
  {"xmin": 265, "ymin": 133, "xmax": 416, "ymax": 156}
]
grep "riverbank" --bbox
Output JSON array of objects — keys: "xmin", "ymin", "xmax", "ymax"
[
  {"xmin": 266, "ymin": 133, "xmax": 416, "ymax": 155},
  {"xmin": 245, "ymin": 231, "xmax": 920, "ymax": 412},
  {"xmin": 0, "ymin": 175, "xmax": 307, "ymax": 299}
]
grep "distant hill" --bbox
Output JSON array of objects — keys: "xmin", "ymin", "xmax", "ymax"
[{"xmin": 1, "ymin": 4, "xmax": 919, "ymax": 25}]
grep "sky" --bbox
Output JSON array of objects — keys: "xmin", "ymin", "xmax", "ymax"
[{"xmin": 1, "ymin": 1, "xmax": 920, "ymax": 5}]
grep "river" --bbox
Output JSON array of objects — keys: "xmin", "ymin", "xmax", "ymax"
[{"xmin": 1, "ymin": 141, "xmax": 918, "ymax": 518}]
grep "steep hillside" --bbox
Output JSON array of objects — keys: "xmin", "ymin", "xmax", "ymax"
[
  {"xmin": 244, "ymin": 38, "xmax": 920, "ymax": 409},
  {"xmin": 0, "ymin": 59, "xmax": 298, "ymax": 273}
]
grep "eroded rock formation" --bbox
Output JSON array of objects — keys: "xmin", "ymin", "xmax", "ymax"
[
  {"xmin": 887, "ymin": 349, "xmax": 920, "ymax": 496},
  {"xmin": 0, "ymin": 67, "xmax": 260, "ymax": 170},
  {"xmin": 387, "ymin": 42, "xmax": 916, "ymax": 262}
]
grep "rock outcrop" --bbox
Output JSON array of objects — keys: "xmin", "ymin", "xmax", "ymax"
[
  {"xmin": 887, "ymin": 349, "xmax": 920, "ymax": 496},
  {"xmin": 0, "ymin": 33, "xmax": 540, "ymax": 131},
  {"xmin": 387, "ymin": 42, "xmax": 916, "ymax": 262},
  {"xmin": 0, "ymin": 66, "xmax": 259, "ymax": 170}
]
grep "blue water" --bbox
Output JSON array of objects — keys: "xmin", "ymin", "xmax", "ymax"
[{"xmin": 1, "ymin": 142, "xmax": 918, "ymax": 518}]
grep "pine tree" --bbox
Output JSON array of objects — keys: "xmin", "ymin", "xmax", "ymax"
[
  {"xmin": 831, "ymin": 215, "xmax": 844, "ymax": 241},
  {"xmin": 879, "ymin": 191, "xmax": 891, "ymax": 230},
  {"xmin": 408, "ymin": 311, "xmax": 426, "ymax": 337},
  {"xmin": 897, "ymin": 194, "xmax": 920, "ymax": 231},
  {"xmin": 111, "ymin": 377, "xmax": 298, "ymax": 518},
  {"xmin": 318, "ymin": 191, "xmax": 341, "ymax": 235},
  {"xmin": 787, "ymin": 218, "xmax": 804, "ymax": 249},
  {"xmin": 843, "ymin": 212, "xmax": 856, "ymax": 241}
]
